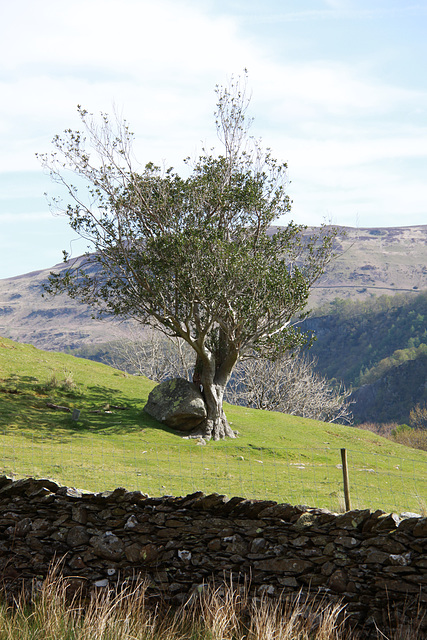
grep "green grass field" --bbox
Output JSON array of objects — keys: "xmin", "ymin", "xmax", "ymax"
[{"xmin": 1, "ymin": 336, "xmax": 426, "ymax": 514}]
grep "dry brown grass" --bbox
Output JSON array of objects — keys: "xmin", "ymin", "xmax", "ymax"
[
  {"xmin": 0, "ymin": 566, "xmax": 424, "ymax": 639},
  {"xmin": 356, "ymin": 422, "xmax": 398, "ymax": 438}
]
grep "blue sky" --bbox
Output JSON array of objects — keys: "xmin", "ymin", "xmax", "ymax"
[{"xmin": 1, "ymin": 0, "xmax": 427, "ymax": 278}]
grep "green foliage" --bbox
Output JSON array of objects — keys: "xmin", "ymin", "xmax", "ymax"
[
  {"xmin": 391, "ymin": 423, "xmax": 427, "ymax": 452},
  {"xmin": 391, "ymin": 424, "xmax": 411, "ymax": 436},
  {"xmin": 359, "ymin": 343, "xmax": 427, "ymax": 386},
  {"xmin": 351, "ymin": 354, "xmax": 427, "ymax": 425}
]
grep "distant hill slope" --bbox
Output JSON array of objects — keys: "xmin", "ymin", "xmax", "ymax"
[
  {"xmin": 307, "ymin": 290, "xmax": 427, "ymax": 387},
  {"xmin": 0, "ymin": 258, "xmax": 135, "ymax": 351},
  {"xmin": 305, "ymin": 290, "xmax": 427, "ymax": 425},
  {"xmin": 350, "ymin": 354, "xmax": 427, "ymax": 424},
  {"xmin": 1, "ymin": 225, "xmax": 426, "ymax": 354}
]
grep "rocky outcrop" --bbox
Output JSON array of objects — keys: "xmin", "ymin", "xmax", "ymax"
[
  {"xmin": 144, "ymin": 378, "xmax": 207, "ymax": 431},
  {"xmin": 0, "ymin": 476, "xmax": 426, "ymax": 635}
]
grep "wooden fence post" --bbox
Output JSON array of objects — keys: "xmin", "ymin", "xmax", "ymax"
[{"xmin": 340, "ymin": 448, "xmax": 351, "ymax": 511}]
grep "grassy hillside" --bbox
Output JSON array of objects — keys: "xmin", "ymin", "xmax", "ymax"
[{"xmin": 1, "ymin": 336, "xmax": 426, "ymax": 514}]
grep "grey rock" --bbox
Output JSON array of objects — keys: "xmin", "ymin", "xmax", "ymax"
[
  {"xmin": 365, "ymin": 549, "xmax": 390, "ymax": 564},
  {"xmin": 91, "ymin": 532, "xmax": 124, "ymax": 560},
  {"xmin": 250, "ymin": 538, "xmax": 267, "ymax": 553},
  {"xmin": 258, "ymin": 584, "xmax": 276, "ymax": 596},
  {"xmin": 125, "ymin": 543, "xmax": 142, "ymax": 563},
  {"xmin": 291, "ymin": 535, "xmax": 310, "ymax": 547},
  {"xmin": 278, "ymin": 576, "xmax": 298, "ymax": 587},
  {"xmin": 413, "ymin": 518, "xmax": 427, "ymax": 537},
  {"xmin": 140, "ymin": 543, "xmax": 159, "ymax": 564},
  {"xmin": 389, "ymin": 553, "xmax": 411, "ymax": 566},
  {"xmin": 67, "ymin": 526, "xmax": 90, "ymax": 547},
  {"xmin": 400, "ymin": 512, "xmax": 421, "ymax": 519},
  {"xmin": 68, "ymin": 554, "xmax": 86, "ymax": 569},
  {"xmin": 94, "ymin": 579, "xmax": 109, "ymax": 587},
  {"xmin": 336, "ymin": 536, "xmax": 359, "ymax": 548},
  {"xmin": 329, "ymin": 568, "xmax": 348, "ymax": 593},
  {"xmin": 15, "ymin": 518, "xmax": 33, "ymax": 537},
  {"xmin": 72, "ymin": 506, "xmax": 88, "ymax": 525},
  {"xmin": 373, "ymin": 513, "xmax": 401, "ymax": 532},
  {"xmin": 144, "ymin": 378, "xmax": 207, "ymax": 431},
  {"xmin": 334, "ymin": 509, "xmax": 371, "ymax": 530},
  {"xmin": 124, "ymin": 515, "xmax": 138, "ymax": 529},
  {"xmin": 294, "ymin": 512, "xmax": 320, "ymax": 529}
]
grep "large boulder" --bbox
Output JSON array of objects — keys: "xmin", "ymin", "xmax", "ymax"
[{"xmin": 144, "ymin": 378, "xmax": 207, "ymax": 432}]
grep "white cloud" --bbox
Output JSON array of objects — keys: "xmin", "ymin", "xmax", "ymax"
[
  {"xmin": 251, "ymin": 59, "xmax": 427, "ymax": 123},
  {"xmin": 2, "ymin": 0, "xmax": 236, "ymax": 72},
  {"xmin": 0, "ymin": 0, "xmax": 261, "ymax": 172}
]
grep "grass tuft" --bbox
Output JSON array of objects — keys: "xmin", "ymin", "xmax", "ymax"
[{"xmin": 42, "ymin": 370, "xmax": 79, "ymax": 395}]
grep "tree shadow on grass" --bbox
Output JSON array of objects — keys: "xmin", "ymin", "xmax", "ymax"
[{"xmin": 0, "ymin": 375, "xmax": 181, "ymax": 442}]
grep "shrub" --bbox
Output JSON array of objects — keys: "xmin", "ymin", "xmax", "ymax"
[
  {"xmin": 42, "ymin": 370, "xmax": 78, "ymax": 395},
  {"xmin": 409, "ymin": 402, "xmax": 427, "ymax": 429},
  {"xmin": 391, "ymin": 423, "xmax": 427, "ymax": 452}
]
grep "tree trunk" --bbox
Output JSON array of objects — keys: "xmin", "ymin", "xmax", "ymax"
[
  {"xmin": 190, "ymin": 348, "xmax": 237, "ymax": 441},
  {"xmin": 201, "ymin": 379, "xmax": 236, "ymax": 440}
]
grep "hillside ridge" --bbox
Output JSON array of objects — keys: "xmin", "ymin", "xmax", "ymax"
[{"xmin": 1, "ymin": 224, "xmax": 426, "ymax": 354}]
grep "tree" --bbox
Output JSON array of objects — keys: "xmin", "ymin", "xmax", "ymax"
[
  {"xmin": 38, "ymin": 74, "xmax": 337, "ymax": 440},
  {"xmin": 225, "ymin": 351, "xmax": 353, "ymax": 424}
]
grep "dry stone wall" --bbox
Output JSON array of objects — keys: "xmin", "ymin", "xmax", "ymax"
[{"xmin": 0, "ymin": 476, "xmax": 426, "ymax": 632}]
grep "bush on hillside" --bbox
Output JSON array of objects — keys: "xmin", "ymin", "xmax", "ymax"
[
  {"xmin": 225, "ymin": 351, "xmax": 353, "ymax": 424},
  {"xmin": 409, "ymin": 402, "xmax": 427, "ymax": 430},
  {"xmin": 357, "ymin": 421, "xmax": 427, "ymax": 452},
  {"xmin": 391, "ymin": 424, "xmax": 427, "ymax": 451}
]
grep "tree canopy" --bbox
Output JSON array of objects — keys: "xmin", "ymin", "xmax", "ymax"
[{"xmin": 38, "ymin": 75, "xmax": 337, "ymax": 440}]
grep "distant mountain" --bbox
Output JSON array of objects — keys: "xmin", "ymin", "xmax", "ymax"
[
  {"xmin": 0, "ymin": 258, "xmax": 134, "ymax": 351},
  {"xmin": 309, "ymin": 224, "xmax": 427, "ymax": 305},
  {"xmin": 305, "ymin": 287, "xmax": 427, "ymax": 425},
  {"xmin": 0, "ymin": 225, "xmax": 426, "ymax": 355}
]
